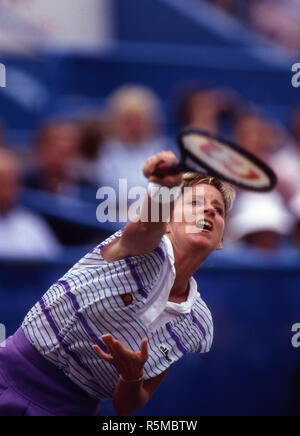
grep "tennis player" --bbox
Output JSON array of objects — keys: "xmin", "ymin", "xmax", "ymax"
[{"xmin": 0, "ymin": 151, "xmax": 235, "ymax": 416}]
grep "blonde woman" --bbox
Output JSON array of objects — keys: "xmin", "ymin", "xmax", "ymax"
[{"xmin": 0, "ymin": 151, "xmax": 235, "ymax": 416}]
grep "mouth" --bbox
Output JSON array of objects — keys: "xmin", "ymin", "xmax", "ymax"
[{"xmin": 196, "ymin": 219, "xmax": 213, "ymax": 232}]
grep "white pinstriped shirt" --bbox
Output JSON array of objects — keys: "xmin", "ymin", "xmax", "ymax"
[{"xmin": 22, "ymin": 231, "xmax": 213, "ymax": 401}]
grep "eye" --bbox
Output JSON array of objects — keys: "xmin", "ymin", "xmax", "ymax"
[
  {"xmin": 191, "ymin": 200, "xmax": 202, "ymax": 206},
  {"xmin": 215, "ymin": 206, "xmax": 224, "ymax": 216}
]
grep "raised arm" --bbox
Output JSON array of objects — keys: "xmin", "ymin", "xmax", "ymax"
[{"xmin": 101, "ymin": 151, "xmax": 182, "ymax": 263}]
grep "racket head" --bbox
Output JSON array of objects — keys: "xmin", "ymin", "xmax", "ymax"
[{"xmin": 177, "ymin": 128, "xmax": 277, "ymax": 192}]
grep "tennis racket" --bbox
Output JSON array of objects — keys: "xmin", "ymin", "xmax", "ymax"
[{"xmin": 155, "ymin": 129, "xmax": 277, "ymax": 192}]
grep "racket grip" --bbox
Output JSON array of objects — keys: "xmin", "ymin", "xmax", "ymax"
[{"xmin": 153, "ymin": 163, "xmax": 181, "ymax": 178}]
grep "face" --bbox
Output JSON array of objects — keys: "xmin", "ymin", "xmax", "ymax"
[
  {"xmin": 186, "ymin": 91, "xmax": 220, "ymax": 133},
  {"xmin": 235, "ymin": 117, "xmax": 275, "ymax": 157},
  {"xmin": 116, "ymin": 109, "xmax": 153, "ymax": 144},
  {"xmin": 168, "ymin": 183, "xmax": 226, "ymax": 256},
  {"xmin": 39, "ymin": 125, "xmax": 80, "ymax": 174}
]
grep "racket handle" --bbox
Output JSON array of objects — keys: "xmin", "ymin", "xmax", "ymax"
[{"xmin": 153, "ymin": 163, "xmax": 182, "ymax": 178}]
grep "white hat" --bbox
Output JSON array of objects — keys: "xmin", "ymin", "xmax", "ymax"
[{"xmin": 227, "ymin": 192, "xmax": 295, "ymax": 241}]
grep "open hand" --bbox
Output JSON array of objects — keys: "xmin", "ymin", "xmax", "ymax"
[{"xmin": 93, "ymin": 334, "xmax": 148, "ymax": 382}]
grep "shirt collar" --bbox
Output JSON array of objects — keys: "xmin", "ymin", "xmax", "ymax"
[{"xmin": 165, "ymin": 275, "xmax": 199, "ymax": 315}]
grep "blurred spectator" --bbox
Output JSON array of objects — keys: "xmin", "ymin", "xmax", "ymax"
[
  {"xmin": 177, "ymin": 86, "xmax": 239, "ymax": 135},
  {"xmin": 96, "ymin": 85, "xmax": 170, "ymax": 193},
  {"xmin": 0, "ymin": 148, "xmax": 60, "ymax": 258},
  {"xmin": 226, "ymin": 192, "xmax": 295, "ymax": 252},
  {"xmin": 207, "ymin": 0, "xmax": 300, "ymax": 53},
  {"xmin": 268, "ymin": 109, "xmax": 300, "ymax": 202},
  {"xmin": 234, "ymin": 113, "xmax": 279, "ymax": 160},
  {"xmin": 234, "ymin": 112, "xmax": 300, "ymax": 202},
  {"xmin": 77, "ymin": 116, "xmax": 105, "ymax": 187},
  {"xmin": 25, "ymin": 120, "xmax": 81, "ymax": 196},
  {"xmin": 250, "ymin": 0, "xmax": 300, "ymax": 52},
  {"xmin": 24, "ymin": 120, "xmax": 109, "ymax": 246}
]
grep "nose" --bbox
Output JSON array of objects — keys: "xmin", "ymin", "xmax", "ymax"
[{"xmin": 204, "ymin": 204, "xmax": 215, "ymax": 218}]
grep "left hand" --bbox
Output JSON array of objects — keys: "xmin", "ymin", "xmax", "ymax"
[{"xmin": 93, "ymin": 334, "xmax": 148, "ymax": 381}]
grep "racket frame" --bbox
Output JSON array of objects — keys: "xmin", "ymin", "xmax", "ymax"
[{"xmin": 177, "ymin": 128, "xmax": 277, "ymax": 192}]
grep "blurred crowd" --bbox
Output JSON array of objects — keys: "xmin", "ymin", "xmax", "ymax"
[
  {"xmin": 207, "ymin": 0, "xmax": 300, "ymax": 52},
  {"xmin": 175, "ymin": 84, "xmax": 300, "ymax": 254},
  {"xmin": 1, "ymin": 83, "xmax": 300, "ymax": 258}
]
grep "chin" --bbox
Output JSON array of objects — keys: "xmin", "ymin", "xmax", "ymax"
[{"xmin": 187, "ymin": 232, "xmax": 217, "ymax": 252}]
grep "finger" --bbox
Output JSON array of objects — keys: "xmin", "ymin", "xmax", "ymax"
[
  {"xmin": 103, "ymin": 337, "xmax": 132, "ymax": 363},
  {"xmin": 143, "ymin": 156, "xmax": 161, "ymax": 178},
  {"xmin": 140, "ymin": 338, "xmax": 149, "ymax": 361},
  {"xmin": 156, "ymin": 150, "xmax": 177, "ymax": 162},
  {"xmin": 111, "ymin": 339, "xmax": 130, "ymax": 358},
  {"xmin": 102, "ymin": 334, "xmax": 115, "ymax": 349},
  {"xmin": 155, "ymin": 151, "xmax": 177, "ymax": 168},
  {"xmin": 102, "ymin": 334, "xmax": 117, "ymax": 357},
  {"xmin": 93, "ymin": 345, "xmax": 113, "ymax": 361},
  {"xmin": 144, "ymin": 151, "xmax": 177, "ymax": 178},
  {"xmin": 148, "ymin": 173, "xmax": 183, "ymax": 188}
]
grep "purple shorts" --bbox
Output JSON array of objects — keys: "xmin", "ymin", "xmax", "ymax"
[{"xmin": 0, "ymin": 328, "xmax": 101, "ymax": 416}]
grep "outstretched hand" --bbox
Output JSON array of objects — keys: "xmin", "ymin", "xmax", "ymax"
[{"xmin": 93, "ymin": 334, "xmax": 148, "ymax": 382}]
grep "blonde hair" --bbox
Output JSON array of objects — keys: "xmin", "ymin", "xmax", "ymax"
[
  {"xmin": 108, "ymin": 85, "xmax": 162, "ymax": 123},
  {"xmin": 182, "ymin": 172, "xmax": 236, "ymax": 217}
]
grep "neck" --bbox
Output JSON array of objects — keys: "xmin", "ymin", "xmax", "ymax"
[{"xmin": 167, "ymin": 235, "xmax": 209, "ymax": 301}]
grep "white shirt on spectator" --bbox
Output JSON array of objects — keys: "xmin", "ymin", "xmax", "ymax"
[
  {"xmin": 96, "ymin": 136, "xmax": 174, "ymax": 193},
  {"xmin": 0, "ymin": 208, "xmax": 60, "ymax": 259}
]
